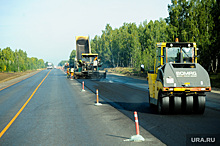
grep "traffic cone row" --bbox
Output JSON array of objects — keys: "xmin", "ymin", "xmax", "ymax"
[{"xmin": 80, "ymin": 81, "xmax": 144, "ymax": 142}]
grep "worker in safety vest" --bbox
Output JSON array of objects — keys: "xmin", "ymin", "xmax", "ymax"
[
  {"xmin": 93, "ymin": 57, "xmax": 98, "ymax": 70},
  {"xmin": 78, "ymin": 59, "xmax": 83, "ymax": 67},
  {"xmin": 67, "ymin": 68, "xmax": 70, "ymax": 78}
]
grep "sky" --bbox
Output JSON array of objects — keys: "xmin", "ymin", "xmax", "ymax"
[{"xmin": 0, "ymin": 0, "xmax": 171, "ymax": 65}]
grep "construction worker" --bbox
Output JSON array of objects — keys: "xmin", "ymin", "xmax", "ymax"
[
  {"xmin": 67, "ymin": 68, "xmax": 70, "ymax": 78},
  {"xmin": 78, "ymin": 59, "xmax": 82, "ymax": 67}
]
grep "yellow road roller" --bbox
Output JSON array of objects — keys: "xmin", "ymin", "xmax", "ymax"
[{"xmin": 148, "ymin": 40, "xmax": 211, "ymax": 114}]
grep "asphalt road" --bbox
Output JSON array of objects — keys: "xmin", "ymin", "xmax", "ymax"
[
  {"xmin": 0, "ymin": 69, "xmax": 164, "ymax": 145},
  {"xmin": 77, "ymin": 73, "xmax": 220, "ymax": 146}
]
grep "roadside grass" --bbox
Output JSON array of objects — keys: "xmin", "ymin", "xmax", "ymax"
[
  {"xmin": 105, "ymin": 67, "xmax": 147, "ymax": 78},
  {"xmin": 0, "ymin": 70, "xmax": 41, "ymax": 83},
  {"xmin": 106, "ymin": 67, "xmax": 139, "ymax": 75}
]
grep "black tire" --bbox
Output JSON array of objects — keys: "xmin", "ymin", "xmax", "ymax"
[
  {"xmin": 157, "ymin": 92, "xmax": 169, "ymax": 114},
  {"xmin": 194, "ymin": 95, "xmax": 205, "ymax": 114},
  {"xmin": 173, "ymin": 96, "xmax": 182, "ymax": 113},
  {"xmin": 185, "ymin": 96, "xmax": 194, "ymax": 114}
]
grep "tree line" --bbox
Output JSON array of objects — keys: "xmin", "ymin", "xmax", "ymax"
[
  {"xmin": 0, "ymin": 47, "xmax": 45, "ymax": 72},
  {"xmin": 58, "ymin": 60, "xmax": 69, "ymax": 66},
  {"xmin": 90, "ymin": 0, "xmax": 219, "ymax": 73}
]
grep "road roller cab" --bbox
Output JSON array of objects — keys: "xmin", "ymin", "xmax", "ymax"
[{"xmin": 148, "ymin": 40, "xmax": 211, "ymax": 114}]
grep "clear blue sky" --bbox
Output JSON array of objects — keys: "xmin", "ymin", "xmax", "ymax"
[{"xmin": 0, "ymin": 0, "xmax": 171, "ymax": 65}]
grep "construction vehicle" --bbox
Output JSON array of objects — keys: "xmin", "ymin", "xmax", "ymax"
[
  {"xmin": 74, "ymin": 36, "xmax": 106, "ymax": 79},
  {"xmin": 148, "ymin": 39, "xmax": 211, "ymax": 114}
]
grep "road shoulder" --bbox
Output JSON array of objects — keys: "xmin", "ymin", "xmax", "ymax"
[{"xmin": 0, "ymin": 70, "xmax": 42, "ymax": 90}]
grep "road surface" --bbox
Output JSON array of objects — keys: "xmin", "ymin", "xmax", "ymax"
[
  {"xmin": 77, "ymin": 73, "xmax": 220, "ymax": 146},
  {"xmin": 0, "ymin": 69, "xmax": 164, "ymax": 145}
]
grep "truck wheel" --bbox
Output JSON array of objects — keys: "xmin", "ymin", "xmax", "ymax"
[
  {"xmin": 184, "ymin": 96, "xmax": 194, "ymax": 114},
  {"xmin": 194, "ymin": 96, "xmax": 205, "ymax": 114},
  {"xmin": 157, "ymin": 92, "xmax": 169, "ymax": 114},
  {"xmin": 173, "ymin": 97, "xmax": 182, "ymax": 113}
]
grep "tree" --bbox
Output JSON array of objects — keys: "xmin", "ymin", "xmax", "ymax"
[
  {"xmin": 69, "ymin": 50, "xmax": 76, "ymax": 68},
  {"xmin": 0, "ymin": 48, "xmax": 4, "ymax": 72},
  {"xmin": 89, "ymin": 0, "xmax": 219, "ymax": 73},
  {"xmin": 58, "ymin": 60, "xmax": 68, "ymax": 66},
  {"xmin": 38, "ymin": 59, "xmax": 45, "ymax": 68},
  {"xmin": 0, "ymin": 47, "xmax": 45, "ymax": 72},
  {"xmin": 166, "ymin": 0, "xmax": 219, "ymax": 72}
]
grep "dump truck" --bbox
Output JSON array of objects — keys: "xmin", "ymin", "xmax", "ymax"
[
  {"xmin": 148, "ymin": 39, "xmax": 211, "ymax": 114},
  {"xmin": 74, "ymin": 36, "xmax": 106, "ymax": 79}
]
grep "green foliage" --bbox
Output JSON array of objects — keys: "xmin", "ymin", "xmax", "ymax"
[
  {"xmin": 166, "ymin": 0, "xmax": 219, "ymax": 72},
  {"xmin": 210, "ymin": 73, "xmax": 220, "ymax": 88},
  {"xmin": 69, "ymin": 50, "xmax": 76, "ymax": 68},
  {"xmin": 91, "ymin": 0, "xmax": 219, "ymax": 73},
  {"xmin": 91, "ymin": 19, "xmax": 169, "ymax": 71},
  {"xmin": 0, "ymin": 47, "xmax": 45, "ymax": 72},
  {"xmin": 58, "ymin": 60, "xmax": 69, "ymax": 66},
  {"xmin": 38, "ymin": 59, "xmax": 45, "ymax": 68}
]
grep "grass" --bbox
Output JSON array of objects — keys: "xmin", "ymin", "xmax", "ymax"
[
  {"xmin": 0, "ymin": 70, "xmax": 38, "ymax": 83},
  {"xmin": 105, "ymin": 67, "xmax": 147, "ymax": 78},
  {"xmin": 106, "ymin": 67, "xmax": 138, "ymax": 75}
]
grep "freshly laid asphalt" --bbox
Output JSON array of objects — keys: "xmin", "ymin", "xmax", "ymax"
[
  {"xmin": 0, "ymin": 69, "xmax": 164, "ymax": 145},
  {"xmin": 78, "ymin": 73, "xmax": 220, "ymax": 146}
]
